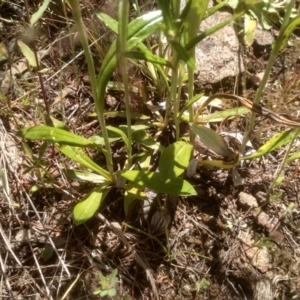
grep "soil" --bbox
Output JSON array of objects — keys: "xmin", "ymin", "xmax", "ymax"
[{"xmin": 0, "ymin": 1, "xmax": 300, "ymax": 300}]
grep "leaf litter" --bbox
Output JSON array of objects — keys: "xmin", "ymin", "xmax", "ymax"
[{"xmin": 0, "ymin": 1, "xmax": 300, "ymax": 299}]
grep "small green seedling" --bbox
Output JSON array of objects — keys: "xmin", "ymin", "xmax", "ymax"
[{"xmin": 93, "ymin": 269, "xmax": 118, "ymax": 297}]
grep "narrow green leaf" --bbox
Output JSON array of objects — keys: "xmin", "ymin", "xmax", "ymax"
[
  {"xmin": 96, "ymin": 11, "xmax": 162, "ymax": 119},
  {"xmin": 179, "ymin": 93, "xmax": 204, "ymax": 118},
  {"xmin": 30, "ymin": 0, "xmax": 50, "ymax": 25},
  {"xmin": 117, "ymin": 125, "xmax": 163, "ymax": 151},
  {"xmin": 185, "ymin": 9, "xmax": 245, "ymax": 51},
  {"xmin": 191, "ymin": 124, "xmax": 234, "ymax": 157},
  {"xmin": 198, "ymin": 106, "xmax": 250, "ymax": 122},
  {"xmin": 159, "ymin": 141, "xmax": 193, "ymax": 181},
  {"xmin": 184, "ymin": 0, "xmax": 209, "ymax": 46},
  {"xmin": 88, "ymin": 128, "xmax": 124, "ymax": 146},
  {"xmin": 17, "ymin": 40, "xmax": 37, "ymax": 67},
  {"xmin": 121, "ymin": 170, "xmax": 196, "ymax": 196},
  {"xmin": 45, "ymin": 116, "xmax": 69, "ymax": 130},
  {"xmin": 96, "ymin": 13, "xmax": 118, "ymax": 33},
  {"xmin": 64, "ymin": 170, "xmax": 107, "ymax": 183},
  {"xmin": 137, "ymin": 43, "xmax": 170, "ymax": 89},
  {"xmin": 242, "ymin": 128, "xmax": 300, "ymax": 160},
  {"xmin": 18, "ymin": 126, "xmax": 97, "ymax": 148},
  {"xmin": 157, "ymin": 0, "xmax": 175, "ymax": 33},
  {"xmin": 106, "ymin": 125, "xmax": 129, "ymax": 153},
  {"xmin": 132, "ymin": 130, "xmax": 164, "ymax": 151},
  {"xmin": 206, "ymin": 1, "xmax": 227, "ymax": 19},
  {"xmin": 170, "ymin": 41, "xmax": 196, "ymax": 70},
  {"xmin": 58, "ymin": 145, "xmax": 111, "ymax": 180},
  {"xmin": 73, "ymin": 185, "xmax": 109, "ymax": 225},
  {"xmin": 279, "ymin": 14, "xmax": 300, "ymax": 50},
  {"xmin": 287, "ymin": 152, "xmax": 300, "ymax": 163},
  {"xmin": 123, "ymin": 51, "xmax": 173, "ymax": 68},
  {"xmin": 106, "ymin": 81, "xmax": 139, "ymax": 92}
]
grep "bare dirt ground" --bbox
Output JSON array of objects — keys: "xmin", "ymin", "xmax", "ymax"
[{"xmin": 1, "ymin": 1, "xmax": 300, "ymax": 299}]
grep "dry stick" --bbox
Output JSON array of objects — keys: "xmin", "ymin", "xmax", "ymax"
[
  {"xmin": 1, "ymin": 157, "xmax": 71, "ymax": 280},
  {"xmin": 22, "ymin": 189, "xmax": 71, "ymax": 278},
  {"xmin": 0, "ymin": 253, "xmax": 14, "ymax": 299},
  {"xmin": 0, "ymin": 223, "xmax": 23, "ymax": 267},
  {"xmin": 0, "ymin": 122, "xmax": 71, "ymax": 281}
]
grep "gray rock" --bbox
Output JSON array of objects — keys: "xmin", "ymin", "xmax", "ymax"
[
  {"xmin": 238, "ymin": 192, "xmax": 258, "ymax": 209},
  {"xmin": 195, "ymin": 8, "xmax": 244, "ymax": 84}
]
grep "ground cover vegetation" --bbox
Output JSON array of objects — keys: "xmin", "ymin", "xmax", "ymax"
[{"xmin": 1, "ymin": 0, "xmax": 300, "ymax": 299}]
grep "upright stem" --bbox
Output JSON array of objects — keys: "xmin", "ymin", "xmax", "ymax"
[
  {"xmin": 69, "ymin": 0, "xmax": 114, "ymax": 176},
  {"xmin": 241, "ymin": 0, "xmax": 295, "ymax": 151},
  {"xmin": 118, "ymin": 0, "xmax": 132, "ymax": 168}
]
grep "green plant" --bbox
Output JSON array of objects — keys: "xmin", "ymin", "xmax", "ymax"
[
  {"xmin": 18, "ymin": 0, "xmax": 201, "ymax": 225},
  {"xmin": 17, "ymin": 0, "xmax": 300, "ymax": 227},
  {"xmin": 93, "ymin": 269, "xmax": 118, "ymax": 297}
]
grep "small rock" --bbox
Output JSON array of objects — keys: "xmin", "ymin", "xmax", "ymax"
[
  {"xmin": 239, "ymin": 231, "xmax": 270, "ymax": 273},
  {"xmin": 238, "ymin": 192, "xmax": 258, "ymax": 209},
  {"xmin": 254, "ymin": 211, "xmax": 279, "ymax": 232},
  {"xmin": 255, "ymin": 191, "xmax": 267, "ymax": 204},
  {"xmin": 255, "ymin": 28, "xmax": 274, "ymax": 46}
]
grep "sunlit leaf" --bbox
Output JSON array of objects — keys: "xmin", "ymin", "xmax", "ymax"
[
  {"xmin": 45, "ymin": 116, "xmax": 69, "ymax": 130},
  {"xmin": 157, "ymin": 0, "xmax": 175, "ymax": 33},
  {"xmin": 18, "ymin": 126, "xmax": 97, "ymax": 148},
  {"xmin": 88, "ymin": 130, "xmax": 122, "ymax": 146},
  {"xmin": 30, "ymin": 0, "xmax": 50, "ymax": 25},
  {"xmin": 96, "ymin": 13, "xmax": 118, "ymax": 33},
  {"xmin": 242, "ymin": 128, "xmax": 300, "ymax": 160},
  {"xmin": 287, "ymin": 152, "xmax": 300, "ymax": 163},
  {"xmin": 17, "ymin": 40, "xmax": 37, "ymax": 67},
  {"xmin": 159, "ymin": 141, "xmax": 193, "ymax": 181},
  {"xmin": 191, "ymin": 124, "xmax": 234, "ymax": 157},
  {"xmin": 123, "ymin": 51, "xmax": 173, "ymax": 68},
  {"xmin": 279, "ymin": 14, "xmax": 300, "ymax": 50},
  {"xmin": 244, "ymin": 13, "xmax": 257, "ymax": 46},
  {"xmin": 96, "ymin": 10, "xmax": 162, "ymax": 121},
  {"xmin": 198, "ymin": 106, "xmax": 250, "ymax": 122},
  {"xmin": 58, "ymin": 145, "xmax": 111, "ymax": 180},
  {"xmin": 179, "ymin": 93, "xmax": 204, "ymax": 118},
  {"xmin": 106, "ymin": 125, "xmax": 129, "ymax": 153},
  {"xmin": 64, "ymin": 170, "xmax": 107, "ymax": 183},
  {"xmin": 184, "ymin": 0, "xmax": 209, "ymax": 49},
  {"xmin": 185, "ymin": 10, "xmax": 244, "ymax": 51},
  {"xmin": 200, "ymin": 158, "xmax": 240, "ymax": 169},
  {"xmin": 124, "ymin": 185, "xmax": 146, "ymax": 215},
  {"xmin": 132, "ymin": 130, "xmax": 164, "ymax": 151},
  {"xmin": 73, "ymin": 185, "xmax": 109, "ymax": 225},
  {"xmin": 121, "ymin": 170, "xmax": 196, "ymax": 196}
]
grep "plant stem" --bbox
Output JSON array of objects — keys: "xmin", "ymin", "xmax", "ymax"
[
  {"xmin": 241, "ymin": 0, "xmax": 295, "ymax": 151},
  {"xmin": 69, "ymin": 0, "xmax": 114, "ymax": 176},
  {"xmin": 118, "ymin": 0, "xmax": 132, "ymax": 168}
]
